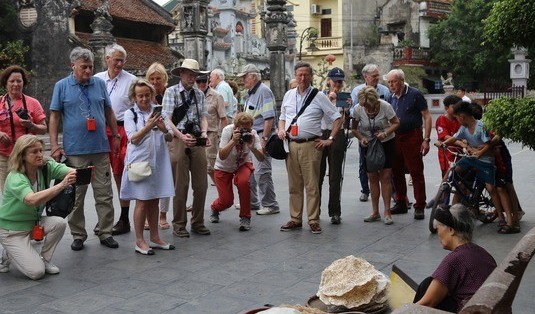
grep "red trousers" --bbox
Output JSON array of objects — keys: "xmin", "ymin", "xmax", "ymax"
[
  {"xmin": 392, "ymin": 128, "xmax": 427, "ymax": 210},
  {"xmin": 211, "ymin": 163, "xmax": 254, "ymax": 218}
]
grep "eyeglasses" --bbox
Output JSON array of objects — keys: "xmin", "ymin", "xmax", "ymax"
[{"xmin": 196, "ymin": 79, "xmax": 208, "ymax": 84}]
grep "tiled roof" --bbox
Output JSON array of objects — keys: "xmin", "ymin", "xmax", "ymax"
[
  {"xmin": 76, "ymin": 32, "xmax": 181, "ymax": 74},
  {"xmin": 79, "ymin": 0, "xmax": 175, "ymax": 29}
]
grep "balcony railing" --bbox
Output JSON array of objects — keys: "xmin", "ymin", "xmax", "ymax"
[
  {"xmin": 392, "ymin": 47, "xmax": 431, "ymax": 65},
  {"xmin": 314, "ymin": 36, "xmax": 342, "ymax": 50}
]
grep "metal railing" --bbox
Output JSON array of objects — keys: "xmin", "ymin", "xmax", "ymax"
[{"xmin": 483, "ymin": 85, "xmax": 525, "ymax": 105}]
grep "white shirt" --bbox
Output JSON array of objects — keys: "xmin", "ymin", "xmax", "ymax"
[
  {"xmin": 215, "ymin": 124, "xmax": 261, "ymax": 173},
  {"xmin": 94, "ymin": 70, "xmax": 137, "ymax": 121},
  {"xmin": 279, "ymin": 87, "xmax": 341, "ymax": 139}
]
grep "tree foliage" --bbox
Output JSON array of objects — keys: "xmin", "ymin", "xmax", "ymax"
[
  {"xmin": 428, "ymin": 0, "xmax": 510, "ymax": 89},
  {"xmin": 484, "ymin": 0, "xmax": 535, "ymax": 53},
  {"xmin": 483, "ymin": 97, "xmax": 535, "ymax": 150},
  {"xmin": 0, "ymin": 40, "xmax": 30, "ymax": 71},
  {"xmin": 0, "ymin": 1, "xmax": 18, "ymax": 43}
]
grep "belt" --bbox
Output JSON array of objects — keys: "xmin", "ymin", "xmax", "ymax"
[
  {"xmin": 289, "ymin": 136, "xmax": 319, "ymax": 143},
  {"xmin": 117, "ymin": 120, "xmax": 124, "ymax": 126}
]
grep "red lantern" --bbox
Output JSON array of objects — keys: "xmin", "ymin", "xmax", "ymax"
[{"xmin": 325, "ymin": 54, "xmax": 336, "ymax": 65}]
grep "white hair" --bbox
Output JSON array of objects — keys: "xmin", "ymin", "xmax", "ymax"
[
  {"xmin": 362, "ymin": 64, "xmax": 380, "ymax": 76},
  {"xmin": 211, "ymin": 68, "xmax": 225, "ymax": 81},
  {"xmin": 105, "ymin": 44, "xmax": 127, "ymax": 59},
  {"xmin": 387, "ymin": 69, "xmax": 405, "ymax": 81},
  {"xmin": 70, "ymin": 47, "xmax": 94, "ymax": 63}
]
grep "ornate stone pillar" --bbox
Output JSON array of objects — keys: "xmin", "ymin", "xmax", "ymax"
[
  {"xmin": 509, "ymin": 47, "xmax": 531, "ymax": 93},
  {"xmin": 88, "ymin": 0, "xmax": 115, "ymax": 73},
  {"xmin": 180, "ymin": 0, "xmax": 209, "ymax": 69},
  {"xmin": 264, "ymin": 0, "xmax": 290, "ymax": 107}
]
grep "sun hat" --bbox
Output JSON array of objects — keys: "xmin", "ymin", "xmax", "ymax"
[
  {"xmin": 170, "ymin": 59, "xmax": 209, "ymax": 77},
  {"xmin": 237, "ymin": 64, "xmax": 260, "ymax": 78}
]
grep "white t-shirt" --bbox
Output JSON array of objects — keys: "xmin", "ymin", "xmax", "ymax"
[
  {"xmin": 215, "ymin": 124, "xmax": 261, "ymax": 173},
  {"xmin": 94, "ymin": 70, "xmax": 137, "ymax": 121},
  {"xmin": 353, "ymin": 100, "xmax": 396, "ymax": 142}
]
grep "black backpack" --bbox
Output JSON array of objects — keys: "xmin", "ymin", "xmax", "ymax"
[{"xmin": 42, "ymin": 163, "xmax": 76, "ymax": 218}]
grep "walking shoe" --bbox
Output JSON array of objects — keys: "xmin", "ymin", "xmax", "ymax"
[
  {"xmin": 0, "ymin": 250, "xmax": 10, "ymax": 273},
  {"xmin": 210, "ymin": 210, "xmax": 220, "ymax": 223},
  {"xmin": 71, "ymin": 239, "xmax": 84, "ymax": 251},
  {"xmin": 390, "ymin": 202, "xmax": 408, "ymax": 215},
  {"xmin": 331, "ymin": 215, "xmax": 341, "ymax": 225},
  {"xmin": 414, "ymin": 209, "xmax": 425, "ymax": 220},
  {"xmin": 173, "ymin": 227, "xmax": 190, "ymax": 238},
  {"xmin": 364, "ymin": 214, "xmax": 381, "ymax": 222},
  {"xmin": 280, "ymin": 221, "xmax": 302, "ymax": 231},
  {"xmin": 256, "ymin": 207, "xmax": 280, "ymax": 215},
  {"xmin": 93, "ymin": 223, "xmax": 100, "ymax": 235},
  {"xmin": 384, "ymin": 216, "xmax": 393, "ymax": 225},
  {"xmin": 239, "ymin": 217, "xmax": 251, "ymax": 231},
  {"xmin": 191, "ymin": 225, "xmax": 211, "ymax": 235},
  {"xmin": 310, "ymin": 223, "xmax": 322, "ymax": 234},
  {"xmin": 111, "ymin": 220, "xmax": 131, "ymax": 235},
  {"xmin": 44, "ymin": 260, "xmax": 60, "ymax": 274},
  {"xmin": 100, "ymin": 236, "xmax": 119, "ymax": 248},
  {"xmin": 359, "ymin": 193, "xmax": 369, "ymax": 202}
]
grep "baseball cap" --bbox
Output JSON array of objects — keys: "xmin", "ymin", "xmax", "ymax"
[
  {"xmin": 328, "ymin": 67, "xmax": 345, "ymax": 81},
  {"xmin": 237, "ymin": 64, "xmax": 260, "ymax": 77}
]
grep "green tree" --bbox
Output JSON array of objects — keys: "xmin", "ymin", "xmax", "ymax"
[
  {"xmin": 0, "ymin": 1, "xmax": 18, "ymax": 43},
  {"xmin": 428, "ymin": 0, "xmax": 510, "ymax": 89},
  {"xmin": 484, "ymin": 0, "xmax": 535, "ymax": 53},
  {"xmin": 0, "ymin": 40, "xmax": 30, "ymax": 70}
]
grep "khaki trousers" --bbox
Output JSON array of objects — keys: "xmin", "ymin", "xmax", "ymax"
[
  {"xmin": 0, "ymin": 216, "xmax": 66, "ymax": 280},
  {"xmin": 286, "ymin": 141, "xmax": 322, "ymax": 225},
  {"xmin": 168, "ymin": 137, "xmax": 208, "ymax": 229},
  {"xmin": 205, "ymin": 131, "xmax": 220, "ymax": 176},
  {"xmin": 67, "ymin": 153, "xmax": 115, "ymax": 241},
  {"xmin": 0, "ymin": 155, "xmax": 8, "ymax": 194}
]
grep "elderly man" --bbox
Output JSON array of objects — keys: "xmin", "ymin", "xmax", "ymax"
[
  {"xmin": 49, "ymin": 47, "xmax": 120, "ymax": 251},
  {"xmin": 163, "ymin": 59, "xmax": 211, "ymax": 238},
  {"xmin": 93, "ymin": 43, "xmax": 136, "ymax": 235},
  {"xmin": 210, "ymin": 69, "xmax": 236, "ymax": 124},
  {"xmin": 238, "ymin": 64, "xmax": 280, "ymax": 215},
  {"xmin": 195, "ymin": 73, "xmax": 227, "ymax": 184},
  {"xmin": 278, "ymin": 62, "xmax": 342, "ymax": 234},
  {"xmin": 386, "ymin": 69, "xmax": 432, "ymax": 220},
  {"xmin": 350, "ymin": 64, "xmax": 391, "ymax": 203}
]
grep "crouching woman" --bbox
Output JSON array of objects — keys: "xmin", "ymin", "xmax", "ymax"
[{"xmin": 0, "ymin": 135, "xmax": 76, "ymax": 279}]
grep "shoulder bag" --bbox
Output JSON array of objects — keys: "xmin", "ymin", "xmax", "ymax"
[
  {"xmin": 126, "ymin": 107, "xmax": 153, "ymax": 182},
  {"xmin": 365, "ymin": 116, "xmax": 385, "ymax": 172},
  {"xmin": 43, "ymin": 163, "xmax": 76, "ymax": 218},
  {"xmin": 266, "ymin": 88, "xmax": 319, "ymax": 160}
]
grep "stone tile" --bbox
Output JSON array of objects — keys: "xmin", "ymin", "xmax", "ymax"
[
  {"xmin": 247, "ymin": 268, "xmax": 310, "ymax": 288},
  {"xmin": 41, "ymin": 292, "xmax": 125, "ymax": 314},
  {"xmin": 114, "ymin": 291, "xmax": 187, "ymax": 313},
  {"xmin": 170, "ymin": 293, "xmax": 257, "ymax": 314},
  {"xmin": 83, "ymin": 278, "xmax": 161, "ymax": 299},
  {"xmin": 161, "ymin": 279, "xmax": 224, "ymax": 299},
  {"xmin": 0, "ymin": 274, "xmax": 40, "ymax": 297},
  {"xmin": 25, "ymin": 276, "xmax": 99, "ymax": 298},
  {"xmin": 0, "ymin": 292, "xmax": 55, "ymax": 314}
]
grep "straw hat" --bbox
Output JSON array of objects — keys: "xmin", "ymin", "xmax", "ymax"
[{"xmin": 171, "ymin": 59, "xmax": 209, "ymax": 77}]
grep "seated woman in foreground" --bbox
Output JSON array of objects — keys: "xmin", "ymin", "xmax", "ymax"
[{"xmin": 414, "ymin": 203, "xmax": 497, "ymax": 312}]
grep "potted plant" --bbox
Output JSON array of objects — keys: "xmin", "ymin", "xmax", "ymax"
[{"xmin": 400, "ymin": 39, "xmax": 415, "ymax": 60}]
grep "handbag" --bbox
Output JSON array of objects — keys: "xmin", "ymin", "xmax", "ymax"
[
  {"xmin": 265, "ymin": 88, "xmax": 319, "ymax": 160},
  {"xmin": 366, "ymin": 137, "xmax": 385, "ymax": 172},
  {"xmin": 127, "ymin": 161, "xmax": 152, "ymax": 182},
  {"xmin": 42, "ymin": 163, "xmax": 76, "ymax": 218}
]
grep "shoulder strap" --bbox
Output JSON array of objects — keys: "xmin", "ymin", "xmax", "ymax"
[
  {"xmin": 22, "ymin": 95, "xmax": 29, "ymax": 134},
  {"xmin": 130, "ymin": 107, "xmax": 137, "ymax": 124},
  {"xmin": 287, "ymin": 88, "xmax": 319, "ymax": 132},
  {"xmin": 42, "ymin": 162, "xmax": 49, "ymax": 190}
]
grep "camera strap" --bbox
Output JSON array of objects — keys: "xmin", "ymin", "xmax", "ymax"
[
  {"xmin": 179, "ymin": 89, "xmax": 201, "ymax": 125},
  {"xmin": 286, "ymin": 88, "xmax": 318, "ymax": 133},
  {"xmin": 4, "ymin": 94, "xmax": 30, "ymax": 141}
]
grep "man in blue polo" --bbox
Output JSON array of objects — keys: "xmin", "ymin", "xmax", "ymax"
[
  {"xmin": 239, "ymin": 64, "xmax": 280, "ymax": 215},
  {"xmin": 350, "ymin": 64, "xmax": 391, "ymax": 203},
  {"xmin": 49, "ymin": 47, "xmax": 120, "ymax": 251}
]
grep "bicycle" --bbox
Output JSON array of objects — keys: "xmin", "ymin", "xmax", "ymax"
[{"xmin": 429, "ymin": 145, "xmax": 497, "ymax": 233}]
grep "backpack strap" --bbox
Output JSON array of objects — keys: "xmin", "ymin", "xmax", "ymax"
[
  {"xmin": 130, "ymin": 107, "xmax": 137, "ymax": 125},
  {"xmin": 42, "ymin": 162, "xmax": 49, "ymax": 190}
]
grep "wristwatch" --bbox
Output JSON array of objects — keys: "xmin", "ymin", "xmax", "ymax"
[
  {"xmin": 328, "ymin": 136, "xmax": 335, "ymax": 141},
  {"xmin": 424, "ymin": 137, "xmax": 431, "ymax": 142}
]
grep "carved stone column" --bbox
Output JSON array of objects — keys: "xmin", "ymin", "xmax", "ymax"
[
  {"xmin": 264, "ymin": 0, "xmax": 290, "ymax": 107},
  {"xmin": 180, "ymin": 0, "xmax": 209, "ymax": 69},
  {"xmin": 88, "ymin": 0, "xmax": 115, "ymax": 73}
]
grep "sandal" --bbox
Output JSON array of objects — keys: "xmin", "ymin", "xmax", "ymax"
[
  {"xmin": 159, "ymin": 221, "xmax": 170, "ymax": 230},
  {"xmin": 364, "ymin": 214, "xmax": 381, "ymax": 222},
  {"xmin": 144, "ymin": 223, "xmax": 150, "ymax": 230},
  {"xmin": 497, "ymin": 225, "xmax": 520, "ymax": 234}
]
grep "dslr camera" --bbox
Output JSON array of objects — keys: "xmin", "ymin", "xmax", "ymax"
[
  {"xmin": 239, "ymin": 128, "xmax": 253, "ymax": 144},
  {"xmin": 184, "ymin": 120, "xmax": 206, "ymax": 146},
  {"xmin": 15, "ymin": 108, "xmax": 30, "ymax": 120}
]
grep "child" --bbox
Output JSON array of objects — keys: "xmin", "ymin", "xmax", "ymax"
[{"xmin": 436, "ymin": 95, "xmax": 462, "ymax": 177}]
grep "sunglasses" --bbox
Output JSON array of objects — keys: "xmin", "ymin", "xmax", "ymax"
[{"xmin": 196, "ymin": 79, "xmax": 208, "ymax": 83}]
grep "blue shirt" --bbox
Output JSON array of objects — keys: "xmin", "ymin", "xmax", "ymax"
[
  {"xmin": 245, "ymin": 82, "xmax": 277, "ymax": 133},
  {"xmin": 50, "ymin": 75, "xmax": 112, "ymax": 155},
  {"xmin": 215, "ymin": 81, "xmax": 236, "ymax": 119},
  {"xmin": 387, "ymin": 85, "xmax": 427, "ymax": 134}
]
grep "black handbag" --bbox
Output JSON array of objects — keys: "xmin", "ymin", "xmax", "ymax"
[
  {"xmin": 265, "ymin": 88, "xmax": 319, "ymax": 160},
  {"xmin": 42, "ymin": 163, "xmax": 76, "ymax": 218},
  {"xmin": 366, "ymin": 137, "xmax": 385, "ymax": 172}
]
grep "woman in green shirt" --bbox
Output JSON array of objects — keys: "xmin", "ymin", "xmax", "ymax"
[{"xmin": 0, "ymin": 134, "xmax": 76, "ymax": 279}]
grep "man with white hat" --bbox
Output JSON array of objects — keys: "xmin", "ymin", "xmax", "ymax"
[
  {"xmin": 162, "ymin": 59, "xmax": 211, "ymax": 238},
  {"xmin": 238, "ymin": 64, "xmax": 280, "ymax": 216}
]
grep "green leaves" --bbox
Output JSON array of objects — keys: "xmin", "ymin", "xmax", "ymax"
[
  {"xmin": 483, "ymin": 97, "xmax": 535, "ymax": 150},
  {"xmin": 0, "ymin": 40, "xmax": 30, "ymax": 70}
]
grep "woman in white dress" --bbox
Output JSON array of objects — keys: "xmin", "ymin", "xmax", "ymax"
[{"xmin": 120, "ymin": 79, "xmax": 175, "ymax": 255}]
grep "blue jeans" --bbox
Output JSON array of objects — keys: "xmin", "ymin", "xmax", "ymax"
[{"xmin": 359, "ymin": 145, "xmax": 370, "ymax": 195}]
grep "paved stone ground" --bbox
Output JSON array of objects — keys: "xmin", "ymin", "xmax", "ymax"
[{"xmin": 1, "ymin": 131, "xmax": 534, "ymax": 314}]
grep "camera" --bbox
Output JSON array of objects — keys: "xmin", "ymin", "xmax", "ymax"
[
  {"xmin": 184, "ymin": 120, "xmax": 206, "ymax": 146},
  {"xmin": 15, "ymin": 108, "xmax": 30, "ymax": 120},
  {"xmin": 239, "ymin": 128, "xmax": 253, "ymax": 144}
]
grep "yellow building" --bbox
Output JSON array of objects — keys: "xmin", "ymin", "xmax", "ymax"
[{"xmin": 290, "ymin": 0, "xmax": 344, "ymax": 85}]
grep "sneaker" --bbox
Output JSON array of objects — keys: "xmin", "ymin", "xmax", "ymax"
[
  {"xmin": 191, "ymin": 225, "xmax": 211, "ymax": 235},
  {"xmin": 256, "ymin": 207, "xmax": 280, "ymax": 215},
  {"xmin": 44, "ymin": 260, "xmax": 60, "ymax": 274},
  {"xmin": 280, "ymin": 221, "xmax": 302, "ymax": 231},
  {"xmin": 210, "ymin": 210, "xmax": 220, "ymax": 223},
  {"xmin": 330, "ymin": 215, "xmax": 341, "ymax": 225},
  {"xmin": 173, "ymin": 227, "xmax": 190, "ymax": 238},
  {"xmin": 384, "ymin": 216, "xmax": 393, "ymax": 225},
  {"xmin": 359, "ymin": 193, "xmax": 369, "ymax": 202},
  {"xmin": 239, "ymin": 217, "xmax": 251, "ymax": 231},
  {"xmin": 414, "ymin": 209, "xmax": 425, "ymax": 220},
  {"xmin": 364, "ymin": 214, "xmax": 381, "ymax": 222},
  {"xmin": 310, "ymin": 223, "xmax": 322, "ymax": 234}
]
